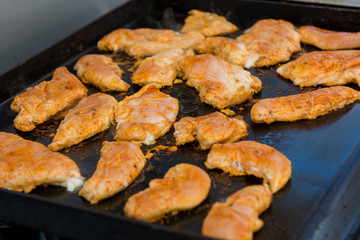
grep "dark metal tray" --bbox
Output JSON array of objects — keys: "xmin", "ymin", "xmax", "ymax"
[{"xmin": 0, "ymin": 0, "xmax": 359, "ymax": 239}]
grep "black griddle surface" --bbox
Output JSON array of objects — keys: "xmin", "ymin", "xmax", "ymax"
[{"xmin": 0, "ymin": 1, "xmax": 359, "ymax": 239}]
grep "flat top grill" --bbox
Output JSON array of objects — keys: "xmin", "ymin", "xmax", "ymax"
[{"xmin": 0, "ymin": 1, "xmax": 359, "ymax": 239}]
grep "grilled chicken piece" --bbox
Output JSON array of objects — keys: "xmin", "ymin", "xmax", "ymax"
[
  {"xmin": 202, "ymin": 184, "xmax": 272, "ymax": 240},
  {"xmin": 205, "ymin": 141, "xmax": 291, "ymax": 193},
  {"xmin": 126, "ymin": 31, "xmax": 204, "ymax": 58},
  {"xmin": 181, "ymin": 54, "xmax": 262, "ymax": 109},
  {"xmin": 97, "ymin": 28, "xmax": 177, "ymax": 52},
  {"xmin": 132, "ymin": 48, "xmax": 194, "ymax": 87},
  {"xmin": 237, "ymin": 19, "xmax": 301, "ymax": 68},
  {"xmin": 192, "ymin": 37, "xmax": 250, "ymax": 66},
  {"xmin": 10, "ymin": 67, "xmax": 88, "ymax": 132},
  {"xmin": 114, "ymin": 83, "xmax": 179, "ymax": 144},
  {"xmin": 181, "ymin": 9, "xmax": 238, "ymax": 36},
  {"xmin": 251, "ymin": 86, "xmax": 360, "ymax": 124},
  {"xmin": 48, "ymin": 93, "xmax": 117, "ymax": 151},
  {"xmin": 174, "ymin": 112, "xmax": 248, "ymax": 150},
  {"xmin": 298, "ymin": 25, "xmax": 360, "ymax": 50},
  {"xmin": 276, "ymin": 50, "xmax": 360, "ymax": 87},
  {"xmin": 124, "ymin": 163, "xmax": 211, "ymax": 222},
  {"xmin": 79, "ymin": 141, "xmax": 146, "ymax": 204},
  {"xmin": 0, "ymin": 132, "xmax": 83, "ymax": 193},
  {"xmin": 73, "ymin": 54, "xmax": 129, "ymax": 92}
]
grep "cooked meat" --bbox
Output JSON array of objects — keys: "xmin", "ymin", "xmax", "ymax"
[
  {"xmin": 97, "ymin": 28, "xmax": 177, "ymax": 52},
  {"xmin": 114, "ymin": 83, "xmax": 179, "ymax": 144},
  {"xmin": 79, "ymin": 141, "xmax": 146, "ymax": 204},
  {"xmin": 237, "ymin": 19, "xmax": 301, "ymax": 68},
  {"xmin": 126, "ymin": 31, "xmax": 204, "ymax": 58},
  {"xmin": 132, "ymin": 48, "xmax": 194, "ymax": 87},
  {"xmin": 298, "ymin": 25, "xmax": 360, "ymax": 50},
  {"xmin": 10, "ymin": 67, "xmax": 88, "ymax": 132},
  {"xmin": 276, "ymin": 50, "xmax": 360, "ymax": 87},
  {"xmin": 181, "ymin": 9, "xmax": 238, "ymax": 36},
  {"xmin": 73, "ymin": 54, "xmax": 129, "ymax": 92},
  {"xmin": 224, "ymin": 184, "xmax": 272, "ymax": 214},
  {"xmin": 174, "ymin": 112, "xmax": 248, "ymax": 150},
  {"xmin": 202, "ymin": 184, "xmax": 272, "ymax": 240},
  {"xmin": 251, "ymin": 86, "xmax": 360, "ymax": 124},
  {"xmin": 205, "ymin": 141, "xmax": 292, "ymax": 193},
  {"xmin": 0, "ymin": 132, "xmax": 83, "ymax": 193},
  {"xmin": 192, "ymin": 37, "xmax": 250, "ymax": 66},
  {"xmin": 124, "ymin": 163, "xmax": 211, "ymax": 222},
  {"xmin": 221, "ymin": 108, "xmax": 236, "ymax": 116},
  {"xmin": 48, "ymin": 93, "xmax": 117, "ymax": 151},
  {"xmin": 181, "ymin": 54, "xmax": 262, "ymax": 109}
]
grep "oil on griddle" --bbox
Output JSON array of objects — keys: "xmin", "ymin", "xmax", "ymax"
[{"xmin": 1, "ymin": 6, "xmax": 360, "ymax": 240}]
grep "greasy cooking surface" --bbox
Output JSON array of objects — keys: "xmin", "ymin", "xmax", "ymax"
[{"xmin": 0, "ymin": 1, "xmax": 360, "ymax": 239}]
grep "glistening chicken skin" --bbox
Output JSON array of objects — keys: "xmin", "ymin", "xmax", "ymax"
[
  {"xmin": 124, "ymin": 163, "xmax": 211, "ymax": 222},
  {"xmin": 181, "ymin": 54, "xmax": 262, "ymax": 109},
  {"xmin": 11, "ymin": 67, "xmax": 87, "ymax": 132},
  {"xmin": 48, "ymin": 93, "xmax": 117, "ymax": 151},
  {"xmin": 0, "ymin": 132, "xmax": 83, "ymax": 193},
  {"xmin": 114, "ymin": 83, "xmax": 178, "ymax": 144}
]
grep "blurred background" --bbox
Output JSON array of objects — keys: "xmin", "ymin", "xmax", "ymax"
[{"xmin": 0, "ymin": 0, "xmax": 129, "ymax": 76}]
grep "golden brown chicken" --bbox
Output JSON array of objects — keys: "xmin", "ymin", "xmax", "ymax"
[
  {"xmin": 97, "ymin": 28, "xmax": 177, "ymax": 52},
  {"xmin": 124, "ymin": 163, "xmax": 211, "ymax": 222},
  {"xmin": 114, "ymin": 83, "xmax": 179, "ymax": 144},
  {"xmin": 236, "ymin": 19, "xmax": 301, "ymax": 68},
  {"xmin": 181, "ymin": 54, "xmax": 262, "ymax": 109},
  {"xmin": 251, "ymin": 86, "xmax": 360, "ymax": 124},
  {"xmin": 0, "ymin": 132, "xmax": 83, "ymax": 193},
  {"xmin": 181, "ymin": 9, "xmax": 238, "ymax": 36},
  {"xmin": 10, "ymin": 67, "xmax": 88, "ymax": 132},
  {"xmin": 48, "ymin": 93, "xmax": 117, "ymax": 151},
  {"xmin": 298, "ymin": 25, "xmax": 360, "ymax": 50},
  {"xmin": 73, "ymin": 54, "xmax": 130, "ymax": 92},
  {"xmin": 126, "ymin": 31, "xmax": 204, "ymax": 58},
  {"xmin": 276, "ymin": 50, "xmax": 360, "ymax": 87},
  {"xmin": 192, "ymin": 37, "xmax": 250, "ymax": 66},
  {"xmin": 202, "ymin": 184, "xmax": 272, "ymax": 240},
  {"xmin": 79, "ymin": 141, "xmax": 146, "ymax": 204},
  {"xmin": 205, "ymin": 141, "xmax": 291, "ymax": 193},
  {"xmin": 174, "ymin": 112, "xmax": 248, "ymax": 150},
  {"xmin": 132, "ymin": 48, "xmax": 194, "ymax": 87}
]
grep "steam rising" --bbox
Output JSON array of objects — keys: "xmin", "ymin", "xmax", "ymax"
[{"xmin": 160, "ymin": 7, "xmax": 182, "ymax": 31}]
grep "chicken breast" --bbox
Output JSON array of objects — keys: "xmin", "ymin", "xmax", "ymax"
[
  {"xmin": 298, "ymin": 25, "xmax": 360, "ymax": 50},
  {"xmin": 237, "ymin": 19, "xmax": 301, "ymax": 68},
  {"xmin": 174, "ymin": 112, "xmax": 248, "ymax": 150},
  {"xmin": 124, "ymin": 163, "xmax": 211, "ymax": 222},
  {"xmin": 114, "ymin": 83, "xmax": 179, "ymax": 144},
  {"xmin": 276, "ymin": 50, "xmax": 360, "ymax": 87},
  {"xmin": 126, "ymin": 31, "xmax": 204, "ymax": 58},
  {"xmin": 79, "ymin": 141, "xmax": 146, "ymax": 204},
  {"xmin": 251, "ymin": 86, "xmax": 360, "ymax": 124},
  {"xmin": 73, "ymin": 54, "xmax": 129, "ymax": 92},
  {"xmin": 205, "ymin": 141, "xmax": 291, "ymax": 193},
  {"xmin": 10, "ymin": 67, "xmax": 88, "ymax": 132},
  {"xmin": 48, "ymin": 93, "xmax": 117, "ymax": 151},
  {"xmin": 202, "ymin": 184, "xmax": 272, "ymax": 240},
  {"xmin": 132, "ymin": 48, "xmax": 194, "ymax": 87},
  {"xmin": 0, "ymin": 132, "xmax": 83, "ymax": 193},
  {"xmin": 181, "ymin": 54, "xmax": 262, "ymax": 109},
  {"xmin": 97, "ymin": 28, "xmax": 177, "ymax": 52},
  {"xmin": 192, "ymin": 36, "xmax": 250, "ymax": 66},
  {"xmin": 181, "ymin": 9, "xmax": 238, "ymax": 36}
]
